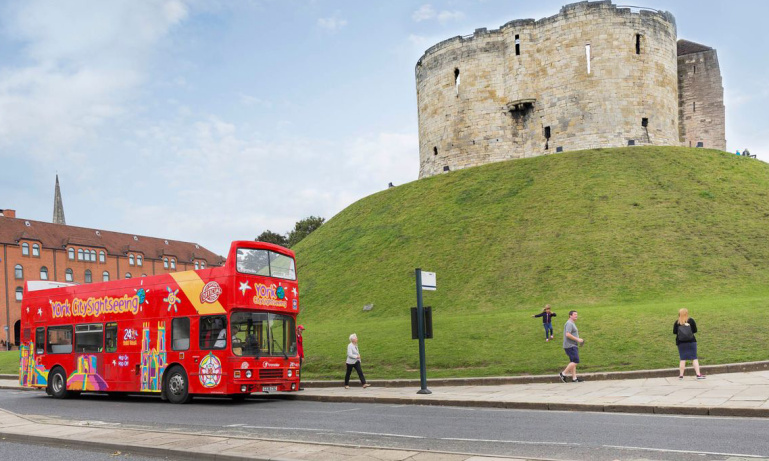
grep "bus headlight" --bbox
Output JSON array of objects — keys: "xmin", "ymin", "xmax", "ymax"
[
  {"xmin": 241, "ymin": 385, "xmax": 247, "ymax": 393},
  {"xmin": 245, "ymin": 370, "xmax": 252, "ymax": 378},
  {"xmin": 287, "ymin": 370, "xmax": 292, "ymax": 378}
]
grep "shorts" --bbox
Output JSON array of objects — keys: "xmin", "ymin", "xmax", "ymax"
[{"xmin": 564, "ymin": 346, "xmax": 580, "ymax": 364}]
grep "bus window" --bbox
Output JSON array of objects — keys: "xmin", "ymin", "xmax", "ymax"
[
  {"xmin": 105, "ymin": 323, "xmax": 118, "ymax": 353},
  {"xmin": 172, "ymin": 317, "xmax": 190, "ymax": 351},
  {"xmin": 47, "ymin": 326, "xmax": 73, "ymax": 354},
  {"xmin": 200, "ymin": 315, "xmax": 226, "ymax": 350},
  {"xmin": 75, "ymin": 324, "xmax": 104, "ymax": 353},
  {"xmin": 268, "ymin": 251, "xmax": 296, "ymax": 280},
  {"xmin": 236, "ymin": 248, "xmax": 270, "ymax": 276},
  {"xmin": 35, "ymin": 327, "xmax": 45, "ymax": 355}
]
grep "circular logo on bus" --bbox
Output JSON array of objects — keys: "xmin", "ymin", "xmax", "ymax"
[
  {"xmin": 200, "ymin": 281, "xmax": 222, "ymax": 304},
  {"xmin": 276, "ymin": 286, "xmax": 285, "ymax": 299},
  {"xmin": 198, "ymin": 353, "xmax": 222, "ymax": 388}
]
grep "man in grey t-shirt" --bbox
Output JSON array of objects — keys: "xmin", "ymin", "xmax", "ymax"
[{"xmin": 559, "ymin": 311, "xmax": 585, "ymax": 383}]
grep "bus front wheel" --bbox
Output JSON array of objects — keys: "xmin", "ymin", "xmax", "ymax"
[
  {"xmin": 49, "ymin": 368, "xmax": 70, "ymax": 399},
  {"xmin": 165, "ymin": 366, "xmax": 192, "ymax": 404}
]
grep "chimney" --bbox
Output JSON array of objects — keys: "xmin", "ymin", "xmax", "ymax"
[{"xmin": 0, "ymin": 209, "xmax": 16, "ymax": 218}]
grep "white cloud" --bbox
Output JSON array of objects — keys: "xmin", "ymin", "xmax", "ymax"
[
  {"xmin": 317, "ymin": 16, "xmax": 348, "ymax": 32},
  {"xmin": 0, "ymin": 0, "xmax": 188, "ymax": 158},
  {"xmin": 412, "ymin": 4, "xmax": 464, "ymax": 24}
]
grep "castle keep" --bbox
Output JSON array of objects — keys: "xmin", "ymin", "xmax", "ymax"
[{"xmin": 416, "ymin": 1, "xmax": 725, "ymax": 178}]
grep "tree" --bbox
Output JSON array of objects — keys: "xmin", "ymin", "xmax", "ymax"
[
  {"xmin": 287, "ymin": 216, "xmax": 325, "ymax": 248},
  {"xmin": 255, "ymin": 230, "xmax": 288, "ymax": 247}
]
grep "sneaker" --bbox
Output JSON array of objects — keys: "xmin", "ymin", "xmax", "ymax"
[
  {"xmin": 559, "ymin": 372, "xmax": 567, "ymax": 383},
  {"xmin": 572, "ymin": 377, "xmax": 584, "ymax": 383},
  {"xmin": 678, "ymin": 376, "xmax": 684, "ymax": 380},
  {"xmin": 546, "ymin": 338, "xmax": 549, "ymax": 342},
  {"xmin": 696, "ymin": 375, "xmax": 706, "ymax": 380},
  {"xmin": 362, "ymin": 383, "xmax": 371, "ymax": 388},
  {"xmin": 345, "ymin": 385, "xmax": 349, "ymax": 389},
  {"xmin": 550, "ymin": 335, "xmax": 554, "ymax": 339}
]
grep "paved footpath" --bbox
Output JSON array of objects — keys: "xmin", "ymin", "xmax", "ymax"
[{"xmin": 2, "ymin": 364, "xmax": 769, "ymax": 460}]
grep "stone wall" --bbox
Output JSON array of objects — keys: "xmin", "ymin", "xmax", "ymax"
[
  {"xmin": 416, "ymin": 1, "xmax": 682, "ymax": 178},
  {"xmin": 678, "ymin": 46, "xmax": 726, "ymax": 150}
]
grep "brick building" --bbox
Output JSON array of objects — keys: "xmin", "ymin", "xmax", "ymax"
[{"xmin": 0, "ymin": 206, "xmax": 224, "ymax": 348}]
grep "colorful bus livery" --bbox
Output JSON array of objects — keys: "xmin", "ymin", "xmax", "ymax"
[{"xmin": 19, "ymin": 241, "xmax": 301, "ymax": 403}]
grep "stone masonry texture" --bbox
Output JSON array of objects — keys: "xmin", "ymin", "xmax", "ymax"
[{"xmin": 416, "ymin": 1, "xmax": 726, "ymax": 178}]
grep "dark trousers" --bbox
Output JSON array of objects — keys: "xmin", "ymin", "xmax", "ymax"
[{"xmin": 345, "ymin": 361, "xmax": 366, "ymax": 385}]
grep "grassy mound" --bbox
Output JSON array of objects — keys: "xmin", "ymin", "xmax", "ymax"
[{"xmin": 294, "ymin": 147, "xmax": 769, "ymax": 380}]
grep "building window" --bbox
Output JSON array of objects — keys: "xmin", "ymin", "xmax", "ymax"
[
  {"xmin": 103, "ymin": 271, "xmax": 110, "ymax": 282},
  {"xmin": 642, "ymin": 118, "xmax": 649, "ymax": 127},
  {"xmin": 454, "ymin": 68, "xmax": 460, "ymax": 95},
  {"xmin": 693, "ymin": 102, "xmax": 696, "ymax": 112},
  {"xmin": 68, "ymin": 248, "xmax": 75, "ymax": 260},
  {"xmin": 137, "ymin": 255, "xmax": 143, "ymax": 266},
  {"xmin": 585, "ymin": 44, "xmax": 591, "ymax": 74},
  {"xmin": 201, "ymin": 262, "xmax": 206, "ymax": 269},
  {"xmin": 40, "ymin": 266, "xmax": 48, "ymax": 280},
  {"xmin": 125, "ymin": 272, "xmax": 132, "ymax": 279},
  {"xmin": 90, "ymin": 250, "xmax": 96, "ymax": 261},
  {"xmin": 32, "ymin": 244, "xmax": 40, "ymax": 257},
  {"xmin": 16, "ymin": 287, "xmax": 23, "ymax": 301},
  {"xmin": 99, "ymin": 251, "xmax": 106, "ymax": 263},
  {"xmin": 85, "ymin": 270, "xmax": 92, "ymax": 283},
  {"xmin": 515, "ymin": 34, "xmax": 520, "ymax": 56},
  {"xmin": 15, "ymin": 264, "xmax": 23, "ymax": 279},
  {"xmin": 22, "ymin": 242, "xmax": 29, "ymax": 256},
  {"xmin": 635, "ymin": 34, "xmax": 641, "ymax": 55},
  {"xmin": 170, "ymin": 259, "xmax": 176, "ymax": 270},
  {"xmin": 78, "ymin": 249, "xmax": 84, "ymax": 261},
  {"xmin": 129, "ymin": 254, "xmax": 135, "ymax": 266},
  {"xmin": 65, "ymin": 269, "xmax": 73, "ymax": 282},
  {"xmin": 195, "ymin": 261, "xmax": 200, "ymax": 270},
  {"xmin": 163, "ymin": 258, "xmax": 169, "ymax": 269}
]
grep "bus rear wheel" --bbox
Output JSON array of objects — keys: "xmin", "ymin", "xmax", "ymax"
[
  {"xmin": 165, "ymin": 366, "xmax": 192, "ymax": 404},
  {"xmin": 48, "ymin": 368, "xmax": 70, "ymax": 399}
]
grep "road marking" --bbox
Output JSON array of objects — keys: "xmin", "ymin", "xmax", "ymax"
[
  {"xmin": 441, "ymin": 437, "xmax": 574, "ymax": 446},
  {"xmin": 238, "ymin": 425, "xmax": 325, "ymax": 432},
  {"xmin": 77, "ymin": 420, "xmax": 121, "ymax": 427},
  {"xmin": 346, "ymin": 431, "xmax": 425, "ymax": 439},
  {"xmin": 602, "ymin": 444, "xmax": 766, "ymax": 458}
]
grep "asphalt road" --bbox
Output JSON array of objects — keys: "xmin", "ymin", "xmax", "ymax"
[{"xmin": 1, "ymin": 389, "xmax": 768, "ymax": 460}]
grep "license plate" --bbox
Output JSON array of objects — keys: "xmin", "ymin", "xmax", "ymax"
[{"xmin": 262, "ymin": 386, "xmax": 277, "ymax": 393}]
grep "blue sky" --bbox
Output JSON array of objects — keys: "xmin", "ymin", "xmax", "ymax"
[{"xmin": 1, "ymin": 1, "xmax": 766, "ymax": 256}]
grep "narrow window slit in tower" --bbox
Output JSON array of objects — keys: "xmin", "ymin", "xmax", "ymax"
[
  {"xmin": 454, "ymin": 68, "xmax": 460, "ymax": 95},
  {"xmin": 641, "ymin": 118, "xmax": 648, "ymax": 127},
  {"xmin": 693, "ymin": 102, "xmax": 696, "ymax": 112},
  {"xmin": 635, "ymin": 34, "xmax": 641, "ymax": 54},
  {"xmin": 693, "ymin": 65, "xmax": 696, "ymax": 74},
  {"xmin": 443, "ymin": 166, "xmax": 450, "ymax": 172},
  {"xmin": 585, "ymin": 44, "xmax": 591, "ymax": 74},
  {"xmin": 515, "ymin": 34, "xmax": 520, "ymax": 56},
  {"xmin": 544, "ymin": 126, "xmax": 551, "ymax": 150},
  {"xmin": 433, "ymin": 146, "xmax": 438, "ymax": 156}
]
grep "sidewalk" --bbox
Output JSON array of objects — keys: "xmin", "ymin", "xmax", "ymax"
[{"xmin": 2, "ymin": 366, "xmax": 769, "ymax": 460}]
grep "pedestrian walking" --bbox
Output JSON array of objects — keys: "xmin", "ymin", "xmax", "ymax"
[
  {"xmin": 296, "ymin": 325, "xmax": 305, "ymax": 390},
  {"xmin": 533, "ymin": 304, "xmax": 557, "ymax": 341},
  {"xmin": 344, "ymin": 333, "xmax": 370, "ymax": 389},
  {"xmin": 559, "ymin": 310, "xmax": 585, "ymax": 383},
  {"xmin": 674, "ymin": 308, "xmax": 705, "ymax": 380}
]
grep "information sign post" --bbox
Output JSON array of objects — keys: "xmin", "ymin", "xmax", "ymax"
[{"xmin": 414, "ymin": 268, "xmax": 435, "ymax": 395}]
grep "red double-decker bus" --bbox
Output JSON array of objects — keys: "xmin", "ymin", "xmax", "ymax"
[{"xmin": 19, "ymin": 240, "xmax": 301, "ymax": 403}]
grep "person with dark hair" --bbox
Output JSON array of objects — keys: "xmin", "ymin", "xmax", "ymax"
[
  {"xmin": 533, "ymin": 304, "xmax": 557, "ymax": 342},
  {"xmin": 559, "ymin": 310, "xmax": 585, "ymax": 383}
]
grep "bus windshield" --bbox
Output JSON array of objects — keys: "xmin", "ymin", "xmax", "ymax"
[
  {"xmin": 231, "ymin": 311, "xmax": 296, "ymax": 358},
  {"xmin": 236, "ymin": 248, "xmax": 296, "ymax": 280}
]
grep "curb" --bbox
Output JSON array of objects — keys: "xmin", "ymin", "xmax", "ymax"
[
  {"xmin": 302, "ymin": 360, "xmax": 769, "ymax": 388},
  {"xmin": 272, "ymin": 393, "xmax": 769, "ymax": 418}
]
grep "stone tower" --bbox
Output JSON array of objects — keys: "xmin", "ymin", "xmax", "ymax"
[
  {"xmin": 677, "ymin": 40, "xmax": 726, "ymax": 150},
  {"xmin": 415, "ymin": 1, "xmax": 725, "ymax": 178},
  {"xmin": 52, "ymin": 174, "xmax": 66, "ymax": 225}
]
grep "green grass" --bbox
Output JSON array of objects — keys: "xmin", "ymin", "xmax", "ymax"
[
  {"xmin": 0, "ymin": 351, "xmax": 19, "ymax": 375},
  {"xmin": 292, "ymin": 147, "xmax": 769, "ymax": 379}
]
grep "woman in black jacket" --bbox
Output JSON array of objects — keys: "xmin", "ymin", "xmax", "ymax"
[{"xmin": 674, "ymin": 308, "xmax": 705, "ymax": 380}]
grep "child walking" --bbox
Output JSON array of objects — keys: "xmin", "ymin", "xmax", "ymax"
[{"xmin": 533, "ymin": 304, "xmax": 557, "ymax": 342}]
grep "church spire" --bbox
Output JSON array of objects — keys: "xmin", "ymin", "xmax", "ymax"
[{"xmin": 52, "ymin": 174, "xmax": 66, "ymax": 225}]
